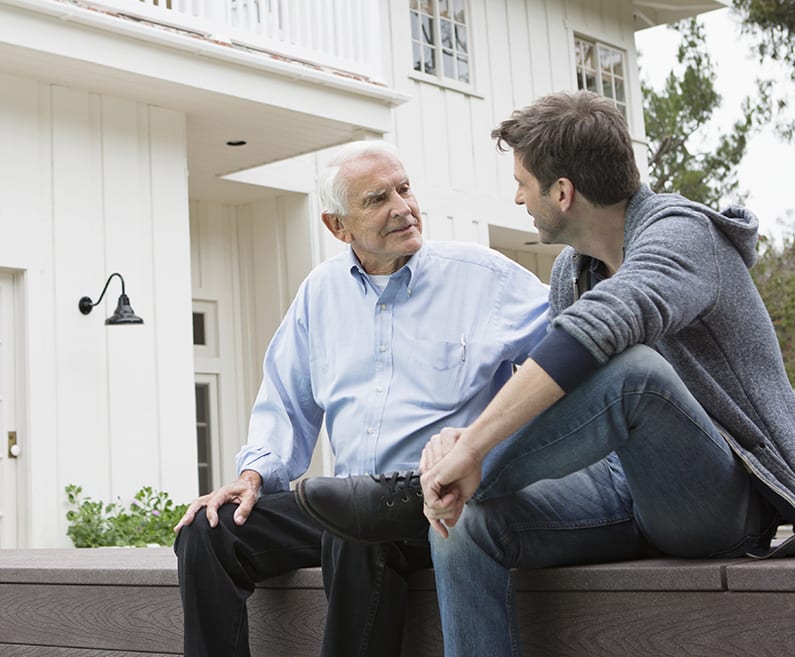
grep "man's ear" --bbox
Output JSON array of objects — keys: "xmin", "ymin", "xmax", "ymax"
[
  {"xmin": 322, "ymin": 212, "xmax": 352, "ymax": 243},
  {"xmin": 555, "ymin": 178, "xmax": 576, "ymax": 212}
]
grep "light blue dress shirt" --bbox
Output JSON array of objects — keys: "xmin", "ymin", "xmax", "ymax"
[{"xmin": 236, "ymin": 240, "xmax": 549, "ymax": 493}]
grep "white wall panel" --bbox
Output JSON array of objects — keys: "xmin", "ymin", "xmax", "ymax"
[
  {"xmin": 50, "ymin": 87, "xmax": 112, "ymax": 515},
  {"xmin": 101, "ymin": 96, "xmax": 161, "ymax": 503},
  {"xmin": 148, "ymin": 106, "xmax": 196, "ymax": 505},
  {"xmin": 446, "ymin": 92, "xmax": 476, "ymax": 192}
]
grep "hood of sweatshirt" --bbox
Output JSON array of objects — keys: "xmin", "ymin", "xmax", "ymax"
[{"xmin": 625, "ymin": 185, "xmax": 760, "ymax": 269}]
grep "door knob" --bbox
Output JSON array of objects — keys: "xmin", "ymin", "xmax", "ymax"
[{"xmin": 8, "ymin": 431, "xmax": 19, "ymax": 458}]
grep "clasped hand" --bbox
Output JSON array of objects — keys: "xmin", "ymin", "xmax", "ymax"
[{"xmin": 419, "ymin": 427, "xmax": 484, "ymax": 538}]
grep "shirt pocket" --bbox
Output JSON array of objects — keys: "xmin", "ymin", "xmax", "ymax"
[{"xmin": 406, "ymin": 338, "xmax": 472, "ymax": 410}]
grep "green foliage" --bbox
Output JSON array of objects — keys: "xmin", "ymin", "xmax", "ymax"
[
  {"xmin": 65, "ymin": 484, "xmax": 188, "ymax": 548},
  {"xmin": 751, "ymin": 227, "xmax": 795, "ymax": 385},
  {"xmin": 641, "ymin": 18, "xmax": 771, "ymax": 207},
  {"xmin": 733, "ymin": 0, "xmax": 795, "ymax": 75},
  {"xmin": 732, "ymin": 0, "xmax": 795, "ymax": 139}
]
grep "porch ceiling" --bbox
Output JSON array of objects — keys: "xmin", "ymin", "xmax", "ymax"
[
  {"xmin": 632, "ymin": 0, "xmax": 727, "ymax": 30},
  {"xmin": 0, "ymin": 1, "xmax": 408, "ymax": 204}
]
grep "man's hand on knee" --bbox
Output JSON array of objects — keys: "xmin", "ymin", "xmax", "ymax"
[{"xmin": 174, "ymin": 470, "xmax": 262, "ymax": 532}]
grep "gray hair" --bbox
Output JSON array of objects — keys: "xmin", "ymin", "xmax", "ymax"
[{"xmin": 319, "ymin": 140, "xmax": 401, "ymax": 216}]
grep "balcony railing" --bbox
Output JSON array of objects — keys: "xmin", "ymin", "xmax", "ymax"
[{"xmin": 75, "ymin": 0, "xmax": 383, "ymax": 82}]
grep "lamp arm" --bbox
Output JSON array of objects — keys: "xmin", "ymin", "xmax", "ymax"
[{"xmin": 78, "ymin": 272, "xmax": 125, "ymax": 315}]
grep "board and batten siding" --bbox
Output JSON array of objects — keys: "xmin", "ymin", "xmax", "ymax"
[{"xmin": 0, "ymin": 72, "xmax": 196, "ymax": 547}]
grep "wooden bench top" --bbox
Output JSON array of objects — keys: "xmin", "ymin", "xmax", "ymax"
[{"xmin": 1, "ymin": 547, "xmax": 793, "ymax": 592}]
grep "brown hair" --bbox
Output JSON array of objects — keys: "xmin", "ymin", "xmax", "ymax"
[{"xmin": 492, "ymin": 91, "xmax": 640, "ymax": 205}]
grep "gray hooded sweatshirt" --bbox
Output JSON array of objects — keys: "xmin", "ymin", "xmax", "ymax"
[{"xmin": 547, "ymin": 184, "xmax": 795, "ymax": 521}]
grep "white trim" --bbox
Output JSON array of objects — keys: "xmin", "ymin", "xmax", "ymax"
[{"xmin": 0, "ymin": 0, "xmax": 410, "ymax": 105}]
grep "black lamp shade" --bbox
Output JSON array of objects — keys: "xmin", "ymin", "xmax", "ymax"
[{"xmin": 106, "ymin": 294, "xmax": 144, "ymax": 325}]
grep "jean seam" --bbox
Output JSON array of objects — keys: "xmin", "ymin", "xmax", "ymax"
[{"xmin": 508, "ymin": 513, "xmax": 634, "ymax": 532}]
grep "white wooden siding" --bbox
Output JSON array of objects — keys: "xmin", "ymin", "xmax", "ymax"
[{"xmin": 0, "ymin": 73, "xmax": 195, "ymax": 547}]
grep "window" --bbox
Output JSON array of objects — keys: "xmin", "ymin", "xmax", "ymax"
[
  {"xmin": 410, "ymin": 0, "xmax": 470, "ymax": 84},
  {"xmin": 195, "ymin": 383, "xmax": 213, "ymax": 495},
  {"xmin": 575, "ymin": 37, "xmax": 627, "ymax": 118},
  {"xmin": 192, "ymin": 312, "xmax": 206, "ymax": 346},
  {"xmin": 192, "ymin": 301, "xmax": 220, "ymax": 494}
]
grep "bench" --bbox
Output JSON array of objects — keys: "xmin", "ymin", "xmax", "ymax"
[{"xmin": 1, "ymin": 547, "xmax": 794, "ymax": 656}]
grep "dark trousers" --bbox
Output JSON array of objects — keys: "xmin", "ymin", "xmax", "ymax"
[{"xmin": 174, "ymin": 490, "xmax": 431, "ymax": 657}]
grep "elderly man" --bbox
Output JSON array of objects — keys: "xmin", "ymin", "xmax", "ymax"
[{"xmin": 173, "ymin": 140, "xmax": 549, "ymax": 657}]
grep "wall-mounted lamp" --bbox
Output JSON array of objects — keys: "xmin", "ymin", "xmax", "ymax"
[{"xmin": 78, "ymin": 272, "xmax": 144, "ymax": 325}]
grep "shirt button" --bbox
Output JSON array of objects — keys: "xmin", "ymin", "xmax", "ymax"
[
  {"xmin": 379, "ymin": 345, "xmax": 387, "ymax": 352},
  {"xmin": 367, "ymin": 426, "xmax": 375, "ymax": 434},
  {"xmin": 376, "ymin": 385, "xmax": 383, "ymax": 392},
  {"xmin": 380, "ymin": 303, "xmax": 387, "ymax": 311}
]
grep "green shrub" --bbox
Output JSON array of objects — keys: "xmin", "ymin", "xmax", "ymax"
[{"xmin": 65, "ymin": 484, "xmax": 188, "ymax": 548}]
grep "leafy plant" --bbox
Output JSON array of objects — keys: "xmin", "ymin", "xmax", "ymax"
[
  {"xmin": 751, "ymin": 224, "xmax": 795, "ymax": 385},
  {"xmin": 65, "ymin": 484, "xmax": 188, "ymax": 548}
]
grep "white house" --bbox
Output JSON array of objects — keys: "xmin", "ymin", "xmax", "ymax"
[{"xmin": 0, "ymin": 0, "xmax": 723, "ymax": 548}]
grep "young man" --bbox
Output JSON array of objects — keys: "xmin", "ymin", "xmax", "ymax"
[
  {"xmin": 417, "ymin": 90, "xmax": 795, "ymax": 656},
  {"xmin": 173, "ymin": 140, "xmax": 549, "ymax": 657}
]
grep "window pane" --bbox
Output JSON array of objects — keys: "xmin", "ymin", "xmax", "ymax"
[
  {"xmin": 441, "ymin": 18, "xmax": 453, "ymax": 49},
  {"xmin": 612, "ymin": 58, "xmax": 624, "ymax": 80},
  {"xmin": 456, "ymin": 24, "xmax": 468, "ymax": 53},
  {"xmin": 198, "ymin": 467, "xmax": 210, "ymax": 496},
  {"xmin": 615, "ymin": 78, "xmax": 626, "ymax": 103},
  {"xmin": 192, "ymin": 312, "xmax": 206, "ymax": 346},
  {"xmin": 600, "ymin": 46, "xmax": 621, "ymax": 74},
  {"xmin": 195, "ymin": 383, "xmax": 212, "ymax": 495},
  {"xmin": 443, "ymin": 49, "xmax": 455, "ymax": 77},
  {"xmin": 580, "ymin": 42, "xmax": 595, "ymax": 70},
  {"xmin": 454, "ymin": 0, "xmax": 466, "ymax": 22},
  {"xmin": 457, "ymin": 54, "xmax": 469, "ymax": 83},
  {"xmin": 195, "ymin": 383, "xmax": 208, "ymax": 422},
  {"xmin": 439, "ymin": 0, "xmax": 450, "ymax": 18},
  {"xmin": 197, "ymin": 425, "xmax": 209, "ymax": 462},
  {"xmin": 413, "ymin": 41, "xmax": 423, "ymax": 72},
  {"xmin": 420, "ymin": 0, "xmax": 433, "ymax": 13},
  {"xmin": 602, "ymin": 77, "xmax": 615, "ymax": 98},
  {"xmin": 585, "ymin": 71, "xmax": 597, "ymax": 92},
  {"xmin": 422, "ymin": 15, "xmax": 434, "ymax": 45},
  {"xmin": 409, "ymin": 0, "xmax": 418, "ymax": 9},
  {"xmin": 410, "ymin": 10, "xmax": 420, "ymax": 41},
  {"xmin": 424, "ymin": 45, "xmax": 436, "ymax": 74}
]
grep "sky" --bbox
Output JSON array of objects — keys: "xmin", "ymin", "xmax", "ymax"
[{"xmin": 635, "ymin": 6, "xmax": 795, "ymax": 242}]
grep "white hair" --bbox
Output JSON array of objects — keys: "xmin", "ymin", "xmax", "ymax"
[{"xmin": 319, "ymin": 140, "xmax": 401, "ymax": 216}]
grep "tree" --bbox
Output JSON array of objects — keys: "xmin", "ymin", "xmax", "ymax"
[
  {"xmin": 640, "ymin": 16, "xmax": 794, "ymax": 384},
  {"xmin": 640, "ymin": 18, "xmax": 771, "ymax": 207},
  {"xmin": 732, "ymin": 0, "xmax": 795, "ymax": 138},
  {"xmin": 751, "ymin": 227, "xmax": 795, "ymax": 384}
]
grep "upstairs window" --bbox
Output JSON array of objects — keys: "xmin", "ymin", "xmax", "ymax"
[
  {"xmin": 575, "ymin": 36, "xmax": 627, "ymax": 118},
  {"xmin": 411, "ymin": 0, "xmax": 470, "ymax": 85}
]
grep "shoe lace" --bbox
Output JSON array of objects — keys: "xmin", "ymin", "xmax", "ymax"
[{"xmin": 371, "ymin": 471, "xmax": 423, "ymax": 507}]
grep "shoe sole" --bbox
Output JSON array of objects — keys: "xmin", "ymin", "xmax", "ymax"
[{"xmin": 295, "ymin": 479, "xmax": 376, "ymax": 544}]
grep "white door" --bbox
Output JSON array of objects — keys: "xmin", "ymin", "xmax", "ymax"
[{"xmin": 0, "ymin": 270, "xmax": 19, "ymax": 547}]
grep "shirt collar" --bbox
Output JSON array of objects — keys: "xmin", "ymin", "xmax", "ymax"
[{"xmin": 345, "ymin": 242, "xmax": 424, "ymax": 295}]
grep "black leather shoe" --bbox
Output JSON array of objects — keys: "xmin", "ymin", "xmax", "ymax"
[{"xmin": 296, "ymin": 471, "xmax": 428, "ymax": 544}]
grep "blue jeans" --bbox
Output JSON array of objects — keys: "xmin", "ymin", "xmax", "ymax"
[{"xmin": 430, "ymin": 346, "xmax": 778, "ymax": 657}]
